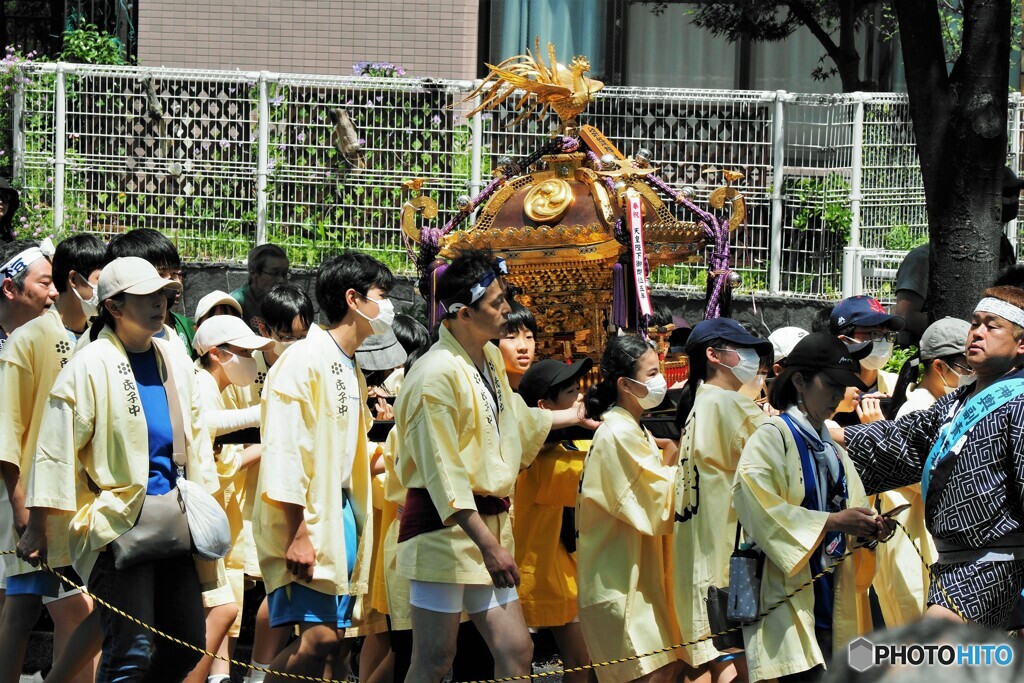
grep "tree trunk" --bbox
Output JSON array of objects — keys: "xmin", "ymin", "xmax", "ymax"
[{"xmin": 895, "ymin": 0, "xmax": 1011, "ymax": 321}]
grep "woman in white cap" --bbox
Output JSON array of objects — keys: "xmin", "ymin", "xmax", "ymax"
[
  {"xmin": 186, "ymin": 316, "xmax": 273, "ymax": 683},
  {"xmin": 734, "ymin": 333, "xmax": 887, "ymax": 683},
  {"xmin": 17, "ymin": 256, "xmax": 221, "ymax": 682}
]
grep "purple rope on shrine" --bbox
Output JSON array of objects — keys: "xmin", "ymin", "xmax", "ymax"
[
  {"xmin": 612, "ymin": 262, "xmax": 627, "ymax": 329},
  {"xmin": 643, "ymin": 171, "xmax": 733, "ymax": 319}
]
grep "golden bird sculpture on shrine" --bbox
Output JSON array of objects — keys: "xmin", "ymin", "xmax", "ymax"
[{"xmin": 463, "ymin": 38, "xmax": 604, "ymax": 130}]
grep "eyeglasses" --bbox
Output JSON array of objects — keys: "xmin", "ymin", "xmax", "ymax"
[
  {"xmin": 947, "ymin": 360, "xmax": 972, "ymax": 374},
  {"xmin": 274, "ymin": 333, "xmax": 305, "ymax": 343},
  {"xmin": 855, "ymin": 331, "xmax": 898, "ymax": 343}
]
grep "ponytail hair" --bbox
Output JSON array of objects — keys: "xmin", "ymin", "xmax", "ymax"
[
  {"xmin": 888, "ymin": 348, "xmax": 921, "ymax": 419},
  {"xmin": 584, "ymin": 334, "xmax": 654, "ymax": 419},
  {"xmin": 89, "ymin": 293, "xmax": 127, "ymax": 342},
  {"xmin": 674, "ymin": 337, "xmax": 721, "ymax": 428}
]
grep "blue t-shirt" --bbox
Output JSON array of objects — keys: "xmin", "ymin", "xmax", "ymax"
[{"xmin": 126, "ymin": 349, "xmax": 176, "ymax": 495}]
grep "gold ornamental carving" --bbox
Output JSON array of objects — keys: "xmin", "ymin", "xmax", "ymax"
[{"xmin": 524, "ymin": 178, "xmax": 575, "ymax": 224}]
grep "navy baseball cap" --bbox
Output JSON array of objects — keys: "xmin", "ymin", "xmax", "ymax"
[
  {"xmin": 685, "ymin": 317, "xmax": 773, "ymax": 357},
  {"xmin": 783, "ymin": 332, "xmax": 870, "ymax": 390},
  {"xmin": 829, "ymin": 296, "xmax": 905, "ymax": 334},
  {"xmin": 518, "ymin": 357, "xmax": 594, "ymax": 408}
]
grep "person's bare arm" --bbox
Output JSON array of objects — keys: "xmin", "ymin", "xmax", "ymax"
[{"xmin": 452, "ymin": 508, "xmax": 519, "ymax": 589}]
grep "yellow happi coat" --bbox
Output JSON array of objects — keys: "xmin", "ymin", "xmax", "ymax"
[
  {"xmin": 25, "ymin": 328, "xmax": 221, "ymax": 586},
  {"xmin": 513, "ymin": 439, "xmax": 588, "ymax": 628},
  {"xmin": 577, "ymin": 406, "xmax": 681, "ymax": 683},
  {"xmin": 393, "ymin": 323, "xmax": 551, "ymax": 584},
  {"xmin": 0, "ymin": 307, "xmax": 76, "ymax": 576},
  {"xmin": 253, "ymin": 324, "xmax": 374, "ymax": 602},
  {"xmin": 868, "ymin": 389, "xmax": 940, "ymax": 626},
  {"xmin": 673, "ymin": 382, "xmax": 768, "ymax": 666},
  {"xmin": 733, "ymin": 417, "xmax": 875, "ymax": 682}
]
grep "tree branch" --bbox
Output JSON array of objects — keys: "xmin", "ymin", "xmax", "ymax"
[{"xmin": 782, "ymin": 0, "xmax": 841, "ymax": 62}]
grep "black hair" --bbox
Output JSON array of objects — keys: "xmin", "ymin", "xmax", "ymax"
[
  {"xmin": 259, "ymin": 284, "xmax": 314, "ymax": 333},
  {"xmin": 104, "ymin": 228, "xmax": 180, "ymax": 269},
  {"xmin": 583, "ymin": 334, "xmax": 654, "ymax": 419},
  {"xmin": 0, "ymin": 239, "xmax": 40, "ymax": 291},
  {"xmin": 674, "ymin": 336, "xmax": 724, "ymax": 428},
  {"xmin": 651, "ymin": 302, "xmax": 674, "ymax": 328},
  {"xmin": 504, "ymin": 300, "xmax": 538, "ymax": 335},
  {"xmin": 315, "ymin": 251, "xmax": 395, "ymax": 325},
  {"xmin": 393, "ymin": 313, "xmax": 429, "ymax": 355},
  {"xmin": 247, "ymin": 244, "xmax": 288, "ymax": 277},
  {"xmin": 52, "ymin": 234, "xmax": 105, "ymax": 294},
  {"xmin": 811, "ymin": 306, "xmax": 832, "ymax": 334},
  {"xmin": 888, "ymin": 348, "xmax": 922, "ymax": 419},
  {"xmin": 436, "ymin": 248, "xmax": 500, "ymax": 316},
  {"xmin": 89, "ymin": 292, "xmax": 128, "ymax": 342},
  {"xmin": 404, "ymin": 344, "xmax": 427, "ymax": 375}
]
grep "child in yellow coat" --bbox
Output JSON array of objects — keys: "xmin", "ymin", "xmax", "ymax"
[
  {"xmin": 577, "ymin": 335, "xmax": 681, "ymax": 683},
  {"xmin": 514, "ymin": 358, "xmax": 594, "ymax": 683}
]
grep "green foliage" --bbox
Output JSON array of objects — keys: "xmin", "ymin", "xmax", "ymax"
[
  {"xmin": 58, "ymin": 18, "xmax": 128, "ymax": 65},
  {"xmin": 883, "ymin": 224, "xmax": 927, "ymax": 252},
  {"xmin": 785, "ymin": 174, "xmax": 854, "ymax": 244},
  {"xmin": 884, "ymin": 344, "xmax": 919, "ymax": 377}
]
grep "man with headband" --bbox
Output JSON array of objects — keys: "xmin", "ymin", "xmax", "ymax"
[
  {"xmin": 394, "ymin": 249, "xmax": 596, "ymax": 682},
  {"xmin": 0, "ymin": 238, "xmax": 58, "ymax": 353},
  {"xmin": 834, "ymin": 285, "xmax": 1024, "ymax": 629}
]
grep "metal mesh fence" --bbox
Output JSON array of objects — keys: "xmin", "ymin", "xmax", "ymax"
[{"xmin": 6, "ymin": 63, "xmax": 1020, "ymax": 301}]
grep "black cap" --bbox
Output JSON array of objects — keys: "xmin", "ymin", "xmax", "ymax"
[
  {"xmin": 518, "ymin": 357, "xmax": 594, "ymax": 408},
  {"xmin": 685, "ymin": 317, "xmax": 773, "ymax": 357},
  {"xmin": 783, "ymin": 332, "xmax": 870, "ymax": 390}
]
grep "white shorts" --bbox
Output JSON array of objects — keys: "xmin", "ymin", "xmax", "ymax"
[{"xmin": 409, "ymin": 579, "xmax": 518, "ymax": 615}]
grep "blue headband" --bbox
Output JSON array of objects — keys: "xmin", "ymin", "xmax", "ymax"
[{"xmin": 442, "ymin": 257, "xmax": 509, "ymax": 313}]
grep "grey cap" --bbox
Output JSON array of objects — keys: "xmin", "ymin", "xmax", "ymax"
[
  {"xmin": 919, "ymin": 317, "xmax": 970, "ymax": 361},
  {"xmin": 355, "ymin": 328, "xmax": 408, "ymax": 371}
]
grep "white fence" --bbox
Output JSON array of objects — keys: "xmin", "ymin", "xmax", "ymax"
[{"xmin": 6, "ymin": 62, "xmax": 1023, "ymax": 301}]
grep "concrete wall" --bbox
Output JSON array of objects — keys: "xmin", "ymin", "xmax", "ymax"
[
  {"xmin": 139, "ymin": 0, "xmax": 479, "ymax": 79},
  {"xmin": 180, "ymin": 263, "xmax": 829, "ymax": 335}
]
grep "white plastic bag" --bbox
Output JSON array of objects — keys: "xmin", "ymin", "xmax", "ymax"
[{"xmin": 177, "ymin": 478, "xmax": 231, "ymax": 560}]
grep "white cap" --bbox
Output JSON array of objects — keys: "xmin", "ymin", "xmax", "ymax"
[
  {"xmin": 97, "ymin": 257, "xmax": 181, "ymax": 302},
  {"xmin": 769, "ymin": 326, "xmax": 809, "ymax": 363},
  {"xmin": 194, "ymin": 290, "xmax": 243, "ymax": 323},
  {"xmin": 193, "ymin": 315, "xmax": 273, "ymax": 355}
]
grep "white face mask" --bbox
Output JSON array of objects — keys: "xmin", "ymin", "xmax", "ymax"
[
  {"xmin": 221, "ymin": 350, "xmax": 258, "ymax": 386},
  {"xmin": 859, "ymin": 341, "xmax": 893, "ymax": 371},
  {"xmin": 626, "ymin": 374, "xmax": 668, "ymax": 410},
  {"xmin": 940, "ymin": 364, "xmax": 976, "ymax": 394},
  {"xmin": 73, "ymin": 276, "xmax": 99, "ymax": 318},
  {"xmin": 720, "ymin": 347, "xmax": 761, "ymax": 386},
  {"xmin": 356, "ymin": 295, "xmax": 395, "ymax": 335}
]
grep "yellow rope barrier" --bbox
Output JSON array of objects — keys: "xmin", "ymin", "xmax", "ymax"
[{"xmin": 0, "ymin": 521, "xmax": 965, "ymax": 682}]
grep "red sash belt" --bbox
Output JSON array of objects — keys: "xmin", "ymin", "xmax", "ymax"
[{"xmin": 398, "ymin": 487, "xmax": 510, "ymax": 542}]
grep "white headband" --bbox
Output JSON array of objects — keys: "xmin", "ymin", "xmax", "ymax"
[
  {"xmin": 0, "ymin": 237, "xmax": 55, "ymax": 280},
  {"xmin": 975, "ymin": 297, "xmax": 1024, "ymax": 329}
]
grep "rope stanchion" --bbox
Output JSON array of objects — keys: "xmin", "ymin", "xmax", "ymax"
[{"xmin": 0, "ymin": 522, "xmax": 958, "ymax": 683}]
